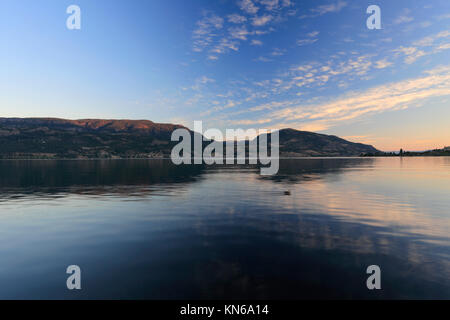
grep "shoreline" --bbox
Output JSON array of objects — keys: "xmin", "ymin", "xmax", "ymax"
[{"xmin": 0, "ymin": 155, "xmax": 449, "ymax": 160}]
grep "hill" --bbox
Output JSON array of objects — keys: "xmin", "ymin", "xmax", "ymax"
[
  {"xmin": 259, "ymin": 128, "xmax": 379, "ymax": 157},
  {"xmin": 0, "ymin": 118, "xmax": 185, "ymax": 159},
  {"xmin": 0, "ymin": 118, "xmax": 379, "ymax": 159}
]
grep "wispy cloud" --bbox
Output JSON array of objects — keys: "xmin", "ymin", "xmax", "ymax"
[
  {"xmin": 251, "ymin": 39, "xmax": 263, "ymax": 46},
  {"xmin": 194, "ymin": 27, "xmax": 449, "ymax": 109},
  {"xmin": 211, "ymin": 38, "xmax": 240, "ymax": 54},
  {"xmin": 271, "ymin": 48, "xmax": 286, "ymax": 56},
  {"xmin": 192, "ymin": 1, "xmax": 295, "ymax": 59},
  {"xmin": 189, "ymin": 76, "xmax": 216, "ymax": 91},
  {"xmin": 374, "ymin": 59, "xmax": 392, "ymax": 69},
  {"xmin": 253, "ymin": 47, "xmax": 285, "ymax": 62},
  {"xmin": 254, "ymin": 56, "xmax": 273, "ymax": 62},
  {"xmin": 394, "ymin": 30, "xmax": 450, "ymax": 63},
  {"xmin": 238, "ymin": 0, "xmax": 259, "ymax": 15},
  {"xmin": 227, "ymin": 14, "xmax": 247, "ymax": 24},
  {"xmin": 297, "ymin": 30, "xmax": 319, "ymax": 46},
  {"xmin": 192, "ymin": 14, "xmax": 224, "ymax": 52},
  {"xmin": 260, "ymin": 0, "xmax": 279, "ymax": 11},
  {"xmin": 394, "ymin": 47, "xmax": 426, "ymax": 64},
  {"xmin": 437, "ymin": 13, "xmax": 450, "ymax": 20},
  {"xmin": 413, "ymin": 30, "xmax": 450, "ymax": 47},
  {"xmin": 185, "ymin": 4, "xmax": 450, "ymax": 139},
  {"xmin": 308, "ymin": 1, "xmax": 347, "ymax": 17},
  {"xmin": 252, "ymin": 15, "xmax": 273, "ymax": 26},
  {"xmin": 234, "ymin": 66, "xmax": 450, "ymax": 131},
  {"xmin": 297, "ymin": 38, "xmax": 318, "ymax": 46},
  {"xmin": 229, "ymin": 26, "xmax": 251, "ymax": 40},
  {"xmin": 394, "ymin": 8, "xmax": 414, "ymax": 24}
]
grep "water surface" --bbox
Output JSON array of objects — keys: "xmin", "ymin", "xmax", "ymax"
[{"xmin": 0, "ymin": 158, "xmax": 448, "ymax": 299}]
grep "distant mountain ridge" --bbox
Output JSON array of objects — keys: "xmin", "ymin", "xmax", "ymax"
[
  {"xmin": 272, "ymin": 128, "xmax": 379, "ymax": 157},
  {"xmin": 0, "ymin": 118, "xmax": 379, "ymax": 159},
  {"xmin": 0, "ymin": 117, "xmax": 183, "ymax": 133},
  {"xmin": 0, "ymin": 118, "xmax": 185, "ymax": 159}
]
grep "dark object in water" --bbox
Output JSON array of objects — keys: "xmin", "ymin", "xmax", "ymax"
[{"xmin": 284, "ymin": 191, "xmax": 291, "ymax": 195}]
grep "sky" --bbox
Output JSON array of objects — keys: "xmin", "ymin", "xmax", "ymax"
[{"xmin": 0, "ymin": 0, "xmax": 449, "ymax": 151}]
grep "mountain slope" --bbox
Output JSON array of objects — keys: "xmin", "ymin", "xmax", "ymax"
[
  {"xmin": 0, "ymin": 118, "xmax": 379, "ymax": 158},
  {"xmin": 259, "ymin": 128, "xmax": 379, "ymax": 157},
  {"xmin": 0, "ymin": 118, "xmax": 186, "ymax": 158}
]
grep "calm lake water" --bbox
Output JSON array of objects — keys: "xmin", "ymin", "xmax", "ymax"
[{"xmin": 0, "ymin": 158, "xmax": 448, "ymax": 299}]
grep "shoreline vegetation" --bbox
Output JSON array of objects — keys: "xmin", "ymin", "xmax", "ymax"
[
  {"xmin": 361, "ymin": 148, "xmax": 450, "ymax": 157},
  {"xmin": 1, "ymin": 152, "xmax": 450, "ymax": 160}
]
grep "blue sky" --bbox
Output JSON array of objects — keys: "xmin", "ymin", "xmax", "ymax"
[{"xmin": 0, "ymin": 0, "xmax": 449, "ymax": 150}]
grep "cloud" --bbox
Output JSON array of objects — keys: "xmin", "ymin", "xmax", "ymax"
[
  {"xmin": 199, "ymin": 76, "xmax": 215, "ymax": 84},
  {"xmin": 233, "ymin": 118, "xmax": 273, "ymax": 125},
  {"xmin": 226, "ymin": 66, "xmax": 449, "ymax": 130},
  {"xmin": 189, "ymin": 76, "xmax": 216, "ymax": 91},
  {"xmin": 211, "ymin": 38, "xmax": 239, "ymax": 54},
  {"xmin": 186, "ymin": 12, "xmax": 450, "ymax": 142},
  {"xmin": 307, "ymin": 31, "xmax": 319, "ymax": 37},
  {"xmin": 192, "ymin": 0, "xmax": 297, "ymax": 60},
  {"xmin": 193, "ymin": 15, "xmax": 224, "ymax": 35},
  {"xmin": 413, "ymin": 30, "xmax": 450, "ymax": 47},
  {"xmin": 437, "ymin": 14, "xmax": 450, "ymax": 20},
  {"xmin": 255, "ymin": 56, "xmax": 273, "ymax": 62},
  {"xmin": 297, "ymin": 38, "xmax": 318, "ymax": 46},
  {"xmin": 271, "ymin": 48, "xmax": 286, "ymax": 56},
  {"xmin": 191, "ymin": 27, "xmax": 450, "ymax": 124},
  {"xmin": 393, "ymin": 46, "xmax": 426, "ymax": 64},
  {"xmin": 258, "ymin": 0, "xmax": 292, "ymax": 11},
  {"xmin": 253, "ymin": 47, "xmax": 286, "ymax": 62},
  {"xmin": 251, "ymin": 39, "xmax": 263, "ymax": 46},
  {"xmin": 374, "ymin": 59, "xmax": 393, "ymax": 69},
  {"xmin": 260, "ymin": 0, "xmax": 279, "ymax": 11},
  {"xmin": 201, "ymin": 99, "xmax": 241, "ymax": 116},
  {"xmin": 297, "ymin": 29, "xmax": 319, "ymax": 46},
  {"xmin": 267, "ymin": 66, "xmax": 450, "ymax": 130},
  {"xmin": 405, "ymin": 51, "xmax": 426, "ymax": 64},
  {"xmin": 227, "ymin": 14, "xmax": 247, "ymax": 24},
  {"xmin": 229, "ymin": 26, "xmax": 250, "ymax": 40},
  {"xmin": 238, "ymin": 0, "xmax": 259, "ymax": 14},
  {"xmin": 394, "ymin": 9, "xmax": 414, "ymax": 24},
  {"xmin": 310, "ymin": 1, "xmax": 347, "ymax": 16},
  {"xmin": 252, "ymin": 15, "xmax": 273, "ymax": 26},
  {"xmin": 192, "ymin": 14, "xmax": 224, "ymax": 52},
  {"xmin": 413, "ymin": 36, "xmax": 435, "ymax": 47},
  {"xmin": 394, "ymin": 16, "xmax": 414, "ymax": 24},
  {"xmin": 393, "ymin": 31, "xmax": 450, "ymax": 64},
  {"xmin": 435, "ymin": 43, "xmax": 450, "ymax": 51}
]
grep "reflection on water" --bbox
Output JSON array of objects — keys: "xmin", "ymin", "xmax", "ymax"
[
  {"xmin": 0, "ymin": 158, "xmax": 448, "ymax": 299},
  {"xmin": 0, "ymin": 160, "xmax": 205, "ymax": 200}
]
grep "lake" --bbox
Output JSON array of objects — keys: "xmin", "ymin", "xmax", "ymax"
[{"xmin": 0, "ymin": 157, "xmax": 448, "ymax": 299}]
